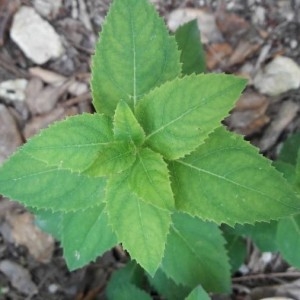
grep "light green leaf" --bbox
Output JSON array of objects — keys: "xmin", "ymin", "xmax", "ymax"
[
  {"xmin": 185, "ymin": 286, "xmax": 211, "ymax": 300},
  {"xmin": 83, "ymin": 141, "xmax": 136, "ymax": 177},
  {"xmin": 106, "ymin": 171, "xmax": 171, "ymax": 275},
  {"xmin": 170, "ymin": 127, "xmax": 300, "ymax": 225},
  {"xmin": 147, "ymin": 268, "xmax": 190, "ymax": 300},
  {"xmin": 32, "ymin": 209, "xmax": 62, "ymax": 241},
  {"xmin": 91, "ymin": 0, "xmax": 181, "ymax": 116},
  {"xmin": 22, "ymin": 114, "xmax": 113, "ymax": 172},
  {"xmin": 277, "ymin": 214, "xmax": 300, "ymax": 268},
  {"xmin": 129, "ymin": 148, "xmax": 174, "ymax": 210},
  {"xmin": 114, "ymin": 100, "xmax": 145, "ymax": 145},
  {"xmin": 0, "ymin": 151, "xmax": 106, "ymax": 211},
  {"xmin": 161, "ymin": 212, "xmax": 230, "ymax": 293},
  {"xmin": 175, "ymin": 20, "xmax": 206, "ymax": 74},
  {"xmin": 107, "ymin": 283, "xmax": 152, "ymax": 300},
  {"xmin": 61, "ymin": 204, "xmax": 117, "ymax": 270},
  {"xmin": 136, "ymin": 74, "xmax": 246, "ymax": 160}
]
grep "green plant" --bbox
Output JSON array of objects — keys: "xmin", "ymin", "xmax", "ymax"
[{"xmin": 0, "ymin": 0, "xmax": 299, "ymax": 298}]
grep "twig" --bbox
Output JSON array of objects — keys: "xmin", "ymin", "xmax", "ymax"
[
  {"xmin": 62, "ymin": 92, "xmax": 91, "ymax": 107},
  {"xmin": 232, "ymin": 271, "xmax": 300, "ymax": 282}
]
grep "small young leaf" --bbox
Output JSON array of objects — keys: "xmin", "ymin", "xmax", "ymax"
[
  {"xmin": 22, "ymin": 114, "xmax": 113, "ymax": 172},
  {"xmin": 278, "ymin": 133, "xmax": 300, "ymax": 165},
  {"xmin": 107, "ymin": 261, "xmax": 146, "ymax": 299},
  {"xmin": 161, "ymin": 212, "xmax": 231, "ymax": 293},
  {"xmin": 83, "ymin": 141, "xmax": 136, "ymax": 177},
  {"xmin": 61, "ymin": 204, "xmax": 117, "ymax": 270},
  {"xmin": 170, "ymin": 127, "xmax": 300, "ymax": 225},
  {"xmin": 0, "ymin": 151, "xmax": 106, "ymax": 211},
  {"xmin": 147, "ymin": 268, "xmax": 190, "ymax": 300},
  {"xmin": 129, "ymin": 148, "xmax": 174, "ymax": 210},
  {"xmin": 136, "ymin": 74, "xmax": 246, "ymax": 160},
  {"xmin": 106, "ymin": 171, "xmax": 171, "ymax": 275},
  {"xmin": 91, "ymin": 0, "xmax": 181, "ymax": 116},
  {"xmin": 233, "ymin": 222, "xmax": 278, "ymax": 252},
  {"xmin": 114, "ymin": 100, "xmax": 145, "ymax": 145},
  {"xmin": 175, "ymin": 20, "xmax": 206, "ymax": 74},
  {"xmin": 276, "ymin": 214, "xmax": 300, "ymax": 269},
  {"xmin": 222, "ymin": 231, "xmax": 247, "ymax": 273},
  {"xmin": 107, "ymin": 283, "xmax": 152, "ymax": 300},
  {"xmin": 185, "ymin": 286, "xmax": 211, "ymax": 300}
]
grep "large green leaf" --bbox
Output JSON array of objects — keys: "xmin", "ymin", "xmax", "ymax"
[
  {"xmin": 175, "ymin": 20, "xmax": 206, "ymax": 74},
  {"xmin": 61, "ymin": 204, "xmax": 117, "ymax": 270},
  {"xmin": 105, "ymin": 171, "xmax": 171, "ymax": 275},
  {"xmin": 22, "ymin": 114, "xmax": 113, "ymax": 172},
  {"xmin": 83, "ymin": 141, "xmax": 136, "ymax": 177},
  {"xmin": 0, "ymin": 150, "xmax": 106, "ymax": 211},
  {"xmin": 91, "ymin": 0, "xmax": 181, "ymax": 116},
  {"xmin": 161, "ymin": 212, "xmax": 230, "ymax": 293},
  {"xmin": 136, "ymin": 75, "xmax": 246, "ymax": 160},
  {"xmin": 114, "ymin": 100, "xmax": 145, "ymax": 145},
  {"xmin": 277, "ymin": 214, "xmax": 300, "ymax": 268},
  {"xmin": 129, "ymin": 148, "xmax": 174, "ymax": 210},
  {"xmin": 170, "ymin": 127, "xmax": 300, "ymax": 225}
]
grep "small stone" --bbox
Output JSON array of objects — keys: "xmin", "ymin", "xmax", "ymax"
[
  {"xmin": 10, "ymin": 6, "xmax": 64, "ymax": 64},
  {"xmin": 254, "ymin": 56, "xmax": 300, "ymax": 96},
  {"xmin": 0, "ymin": 79, "xmax": 28, "ymax": 102},
  {"xmin": 33, "ymin": 0, "xmax": 62, "ymax": 19}
]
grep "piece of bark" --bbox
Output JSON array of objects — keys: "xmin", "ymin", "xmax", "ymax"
[{"xmin": 0, "ymin": 104, "xmax": 23, "ymax": 164}]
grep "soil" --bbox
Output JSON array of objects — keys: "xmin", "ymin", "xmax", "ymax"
[{"xmin": 0, "ymin": 0, "xmax": 300, "ymax": 299}]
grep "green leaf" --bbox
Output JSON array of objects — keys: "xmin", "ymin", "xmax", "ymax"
[
  {"xmin": 22, "ymin": 114, "xmax": 113, "ymax": 172},
  {"xmin": 105, "ymin": 171, "xmax": 171, "ymax": 275},
  {"xmin": 83, "ymin": 141, "xmax": 136, "ymax": 177},
  {"xmin": 107, "ymin": 261, "xmax": 146, "ymax": 299},
  {"xmin": 278, "ymin": 133, "xmax": 300, "ymax": 165},
  {"xmin": 61, "ymin": 204, "xmax": 117, "ymax": 270},
  {"xmin": 0, "ymin": 151, "xmax": 106, "ymax": 211},
  {"xmin": 233, "ymin": 222, "xmax": 278, "ymax": 252},
  {"xmin": 91, "ymin": 0, "xmax": 181, "ymax": 116},
  {"xmin": 170, "ymin": 127, "xmax": 300, "ymax": 225},
  {"xmin": 32, "ymin": 209, "xmax": 62, "ymax": 241},
  {"xmin": 175, "ymin": 20, "xmax": 206, "ymax": 74},
  {"xmin": 185, "ymin": 286, "xmax": 211, "ymax": 300},
  {"xmin": 129, "ymin": 148, "xmax": 174, "ymax": 210},
  {"xmin": 136, "ymin": 74, "xmax": 246, "ymax": 160},
  {"xmin": 222, "ymin": 231, "xmax": 247, "ymax": 273},
  {"xmin": 147, "ymin": 268, "xmax": 190, "ymax": 300},
  {"xmin": 161, "ymin": 212, "xmax": 230, "ymax": 293},
  {"xmin": 107, "ymin": 283, "xmax": 152, "ymax": 300},
  {"xmin": 114, "ymin": 100, "xmax": 145, "ymax": 145},
  {"xmin": 277, "ymin": 214, "xmax": 300, "ymax": 268}
]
